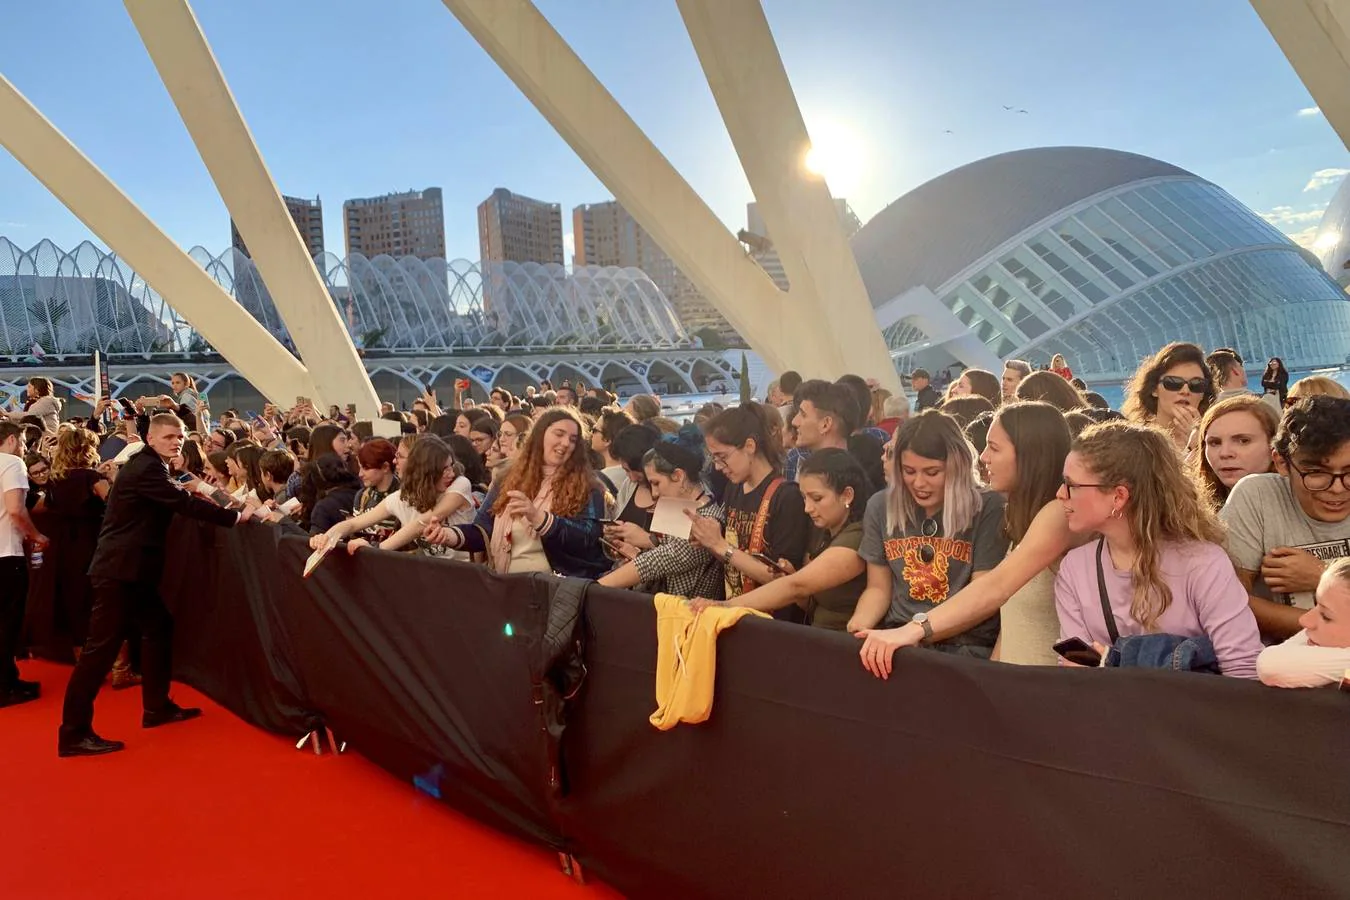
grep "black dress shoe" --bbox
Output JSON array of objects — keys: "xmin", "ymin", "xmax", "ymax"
[
  {"xmin": 0, "ymin": 688, "xmax": 40, "ymax": 709},
  {"xmin": 14, "ymin": 679, "xmax": 40, "ymax": 698},
  {"xmin": 58, "ymin": 733, "xmax": 126, "ymax": 757},
  {"xmin": 142, "ymin": 703, "xmax": 203, "ymax": 729}
]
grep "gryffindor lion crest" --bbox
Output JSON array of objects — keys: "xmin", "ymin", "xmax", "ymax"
[{"xmin": 902, "ymin": 545, "xmax": 949, "ymax": 604}]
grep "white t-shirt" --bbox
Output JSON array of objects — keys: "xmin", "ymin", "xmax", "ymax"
[
  {"xmin": 1221, "ymin": 473, "xmax": 1350, "ymax": 609},
  {"xmin": 384, "ymin": 477, "xmax": 476, "ymax": 529},
  {"xmin": 0, "ymin": 452, "xmax": 30, "ymax": 558}
]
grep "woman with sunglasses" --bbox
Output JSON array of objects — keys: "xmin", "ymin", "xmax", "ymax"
[
  {"xmin": 685, "ymin": 403, "xmax": 811, "ymax": 614},
  {"xmin": 1122, "ymin": 342, "xmax": 1216, "ymax": 452},
  {"xmin": 1053, "ymin": 421, "xmax": 1262, "ymax": 677},
  {"xmin": 850, "ymin": 410, "xmax": 1010, "ymax": 657}
]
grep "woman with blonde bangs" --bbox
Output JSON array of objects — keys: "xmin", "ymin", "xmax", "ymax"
[
  {"xmin": 426, "ymin": 408, "xmax": 609, "ymax": 577},
  {"xmin": 857, "ymin": 402, "xmax": 1074, "ymax": 674},
  {"xmin": 850, "ymin": 411, "xmax": 1010, "ymax": 657},
  {"xmin": 1122, "ymin": 342, "xmax": 1216, "ymax": 452},
  {"xmin": 1053, "ymin": 421, "xmax": 1261, "ymax": 677},
  {"xmin": 1193, "ymin": 394, "xmax": 1278, "ymax": 510}
]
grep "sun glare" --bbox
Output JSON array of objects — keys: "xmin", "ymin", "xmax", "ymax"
[
  {"xmin": 1314, "ymin": 230, "xmax": 1342, "ymax": 251},
  {"xmin": 800, "ymin": 122, "xmax": 865, "ymax": 193}
]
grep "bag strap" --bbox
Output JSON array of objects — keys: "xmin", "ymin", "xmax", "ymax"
[
  {"xmin": 1095, "ymin": 537, "xmax": 1120, "ymax": 645},
  {"xmin": 748, "ymin": 477, "xmax": 784, "ymax": 556}
]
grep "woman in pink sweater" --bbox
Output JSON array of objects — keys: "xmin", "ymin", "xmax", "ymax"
[{"xmin": 1053, "ymin": 421, "xmax": 1262, "ymax": 678}]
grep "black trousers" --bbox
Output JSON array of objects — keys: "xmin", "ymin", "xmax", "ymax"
[
  {"xmin": 0, "ymin": 556, "xmax": 28, "ymax": 691},
  {"xmin": 60, "ymin": 578, "xmax": 175, "ymax": 739}
]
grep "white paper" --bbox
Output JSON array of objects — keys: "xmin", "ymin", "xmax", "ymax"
[
  {"xmin": 371, "ymin": 418, "xmax": 402, "ymax": 439},
  {"xmin": 649, "ymin": 497, "xmax": 700, "ymax": 541}
]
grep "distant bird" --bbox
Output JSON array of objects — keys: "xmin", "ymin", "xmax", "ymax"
[
  {"xmin": 943, "ymin": 129, "xmax": 954, "ymax": 134},
  {"xmin": 1002, "ymin": 105, "xmax": 1013, "ymax": 110},
  {"xmin": 1017, "ymin": 108, "xmax": 1030, "ymax": 114}
]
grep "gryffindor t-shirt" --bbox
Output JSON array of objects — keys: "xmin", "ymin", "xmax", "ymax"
[{"xmin": 858, "ymin": 488, "xmax": 1009, "ymax": 652}]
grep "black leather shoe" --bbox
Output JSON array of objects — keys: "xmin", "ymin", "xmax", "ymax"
[
  {"xmin": 142, "ymin": 703, "xmax": 203, "ymax": 729},
  {"xmin": 58, "ymin": 733, "xmax": 126, "ymax": 757},
  {"xmin": 0, "ymin": 688, "xmax": 39, "ymax": 709},
  {"xmin": 14, "ymin": 679, "xmax": 40, "ymax": 698}
]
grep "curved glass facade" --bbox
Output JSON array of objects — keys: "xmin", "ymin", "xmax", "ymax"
[
  {"xmin": 0, "ymin": 237, "xmax": 691, "ymax": 357},
  {"xmin": 883, "ymin": 176, "xmax": 1350, "ymax": 376}
]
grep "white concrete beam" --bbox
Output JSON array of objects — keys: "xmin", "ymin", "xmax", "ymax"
[
  {"xmin": 123, "ymin": 0, "xmax": 378, "ymax": 416},
  {"xmin": 676, "ymin": 0, "xmax": 902, "ymax": 390},
  {"xmin": 1251, "ymin": 0, "xmax": 1350, "ymax": 151},
  {"xmin": 0, "ymin": 73, "xmax": 318, "ymax": 406},
  {"xmin": 442, "ymin": 0, "xmax": 842, "ymax": 379}
]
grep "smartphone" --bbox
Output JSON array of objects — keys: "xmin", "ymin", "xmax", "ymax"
[
  {"xmin": 174, "ymin": 472, "xmax": 194, "ymax": 484},
  {"xmin": 346, "ymin": 403, "xmax": 357, "ymax": 415},
  {"xmin": 1052, "ymin": 637, "xmax": 1103, "ymax": 667},
  {"xmin": 600, "ymin": 537, "xmax": 632, "ymax": 559},
  {"xmin": 598, "ymin": 518, "xmax": 619, "ymax": 526},
  {"xmin": 117, "ymin": 397, "xmax": 137, "ymax": 413},
  {"xmin": 751, "ymin": 552, "xmax": 789, "ymax": 576},
  {"xmin": 245, "ymin": 410, "xmax": 259, "ymax": 421}
]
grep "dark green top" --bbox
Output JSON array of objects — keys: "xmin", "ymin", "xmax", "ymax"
[{"xmin": 807, "ymin": 520, "xmax": 867, "ymax": 631}]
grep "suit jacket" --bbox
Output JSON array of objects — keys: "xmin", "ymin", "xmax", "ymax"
[{"xmin": 88, "ymin": 446, "xmax": 239, "ymax": 583}]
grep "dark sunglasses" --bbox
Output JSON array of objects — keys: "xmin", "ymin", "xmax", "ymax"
[{"xmin": 1158, "ymin": 375, "xmax": 1208, "ymax": 393}]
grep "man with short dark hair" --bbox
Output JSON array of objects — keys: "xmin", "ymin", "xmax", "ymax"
[
  {"xmin": 0, "ymin": 422, "xmax": 47, "ymax": 709},
  {"xmin": 1002, "ymin": 360, "xmax": 1032, "ymax": 402},
  {"xmin": 58, "ymin": 414, "xmax": 251, "ymax": 757},
  {"xmin": 779, "ymin": 370, "xmax": 802, "ymax": 400},
  {"xmin": 1223, "ymin": 396, "xmax": 1350, "ymax": 642},
  {"xmin": 910, "ymin": 369, "xmax": 940, "ymax": 412},
  {"xmin": 1206, "ymin": 348, "xmax": 1250, "ymax": 403},
  {"xmin": 786, "ymin": 380, "xmax": 858, "ymax": 480}
]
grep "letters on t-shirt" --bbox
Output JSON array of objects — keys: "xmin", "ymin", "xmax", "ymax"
[
  {"xmin": 882, "ymin": 535, "xmax": 973, "ymax": 605},
  {"xmin": 1292, "ymin": 539, "xmax": 1350, "ymax": 562}
]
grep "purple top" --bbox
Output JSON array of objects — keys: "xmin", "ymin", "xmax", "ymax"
[{"xmin": 1054, "ymin": 540, "xmax": 1262, "ymax": 679}]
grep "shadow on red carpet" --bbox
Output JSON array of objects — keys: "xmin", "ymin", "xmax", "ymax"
[{"xmin": 2, "ymin": 660, "xmax": 619, "ymax": 900}]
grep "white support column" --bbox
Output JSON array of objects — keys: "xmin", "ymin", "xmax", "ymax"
[
  {"xmin": 1251, "ymin": 0, "xmax": 1350, "ymax": 152},
  {"xmin": 441, "ymin": 0, "xmax": 879, "ymax": 382},
  {"xmin": 0, "ymin": 74, "xmax": 318, "ymax": 405},
  {"xmin": 676, "ymin": 0, "xmax": 912, "ymax": 386},
  {"xmin": 123, "ymin": 0, "xmax": 378, "ymax": 416}
]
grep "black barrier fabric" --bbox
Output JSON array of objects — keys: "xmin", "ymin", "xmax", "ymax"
[{"xmin": 166, "ymin": 526, "xmax": 1350, "ymax": 899}]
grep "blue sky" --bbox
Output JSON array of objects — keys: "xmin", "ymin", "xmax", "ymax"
[{"xmin": 2, "ymin": 0, "xmax": 1347, "ymax": 260}]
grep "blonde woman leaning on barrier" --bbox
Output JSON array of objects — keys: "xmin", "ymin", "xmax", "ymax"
[
  {"xmin": 856, "ymin": 402, "xmax": 1076, "ymax": 676},
  {"xmin": 1258, "ymin": 557, "xmax": 1350, "ymax": 687}
]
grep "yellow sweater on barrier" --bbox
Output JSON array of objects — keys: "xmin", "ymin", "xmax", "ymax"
[{"xmin": 650, "ymin": 593, "xmax": 769, "ymax": 731}]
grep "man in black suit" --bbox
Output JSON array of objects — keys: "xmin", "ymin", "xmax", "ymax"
[{"xmin": 59, "ymin": 413, "xmax": 250, "ymax": 757}]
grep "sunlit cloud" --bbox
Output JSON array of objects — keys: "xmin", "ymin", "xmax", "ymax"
[
  {"xmin": 1298, "ymin": 106, "xmax": 1322, "ymax": 117},
  {"xmin": 1259, "ymin": 205, "xmax": 1325, "ymax": 227},
  {"xmin": 1303, "ymin": 167, "xmax": 1350, "ymax": 192},
  {"xmin": 1287, "ymin": 225, "xmax": 1320, "ymax": 250},
  {"xmin": 0, "ymin": 221, "xmax": 27, "ymax": 229}
]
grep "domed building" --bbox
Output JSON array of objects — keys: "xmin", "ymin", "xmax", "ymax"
[{"xmin": 851, "ymin": 146, "xmax": 1350, "ymax": 378}]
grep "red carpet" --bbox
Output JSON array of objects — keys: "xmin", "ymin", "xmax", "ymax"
[{"xmin": 2, "ymin": 660, "xmax": 619, "ymax": 900}]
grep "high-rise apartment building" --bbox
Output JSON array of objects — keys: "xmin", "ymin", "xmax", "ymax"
[
  {"xmin": 573, "ymin": 200, "xmax": 740, "ymax": 344},
  {"xmin": 343, "ymin": 188, "xmax": 446, "ymax": 261},
  {"xmin": 231, "ymin": 194, "xmax": 324, "ymax": 259},
  {"xmin": 745, "ymin": 199, "xmax": 862, "ymax": 291},
  {"xmin": 478, "ymin": 188, "xmax": 565, "ymax": 266}
]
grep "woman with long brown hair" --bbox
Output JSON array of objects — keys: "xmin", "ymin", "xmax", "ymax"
[
  {"xmin": 1122, "ymin": 342, "xmax": 1216, "ymax": 452},
  {"xmin": 1015, "ymin": 370, "xmax": 1086, "ymax": 412},
  {"xmin": 28, "ymin": 427, "xmax": 110, "ymax": 663},
  {"xmin": 856, "ymin": 403, "xmax": 1071, "ymax": 672},
  {"xmin": 1192, "ymin": 394, "xmax": 1279, "ymax": 510},
  {"xmin": 951, "ymin": 368, "xmax": 1002, "ymax": 408},
  {"xmin": 426, "ymin": 408, "xmax": 608, "ymax": 577},
  {"xmin": 1053, "ymin": 421, "xmax": 1261, "ymax": 676}
]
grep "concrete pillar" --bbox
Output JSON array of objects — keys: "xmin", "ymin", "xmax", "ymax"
[
  {"xmin": 124, "ymin": 0, "xmax": 379, "ymax": 416},
  {"xmin": 441, "ymin": 0, "xmax": 900, "ymax": 389},
  {"xmin": 1251, "ymin": 0, "xmax": 1350, "ymax": 152},
  {"xmin": 0, "ymin": 74, "xmax": 318, "ymax": 406}
]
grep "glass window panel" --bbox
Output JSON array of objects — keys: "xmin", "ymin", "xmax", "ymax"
[{"xmin": 1103, "ymin": 196, "xmax": 1189, "ymax": 266}]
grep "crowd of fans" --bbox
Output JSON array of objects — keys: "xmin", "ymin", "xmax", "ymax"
[{"xmin": 3, "ymin": 345, "xmax": 1350, "ymax": 712}]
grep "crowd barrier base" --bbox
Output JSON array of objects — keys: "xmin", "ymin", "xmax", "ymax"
[{"xmin": 162, "ymin": 522, "xmax": 1350, "ymax": 899}]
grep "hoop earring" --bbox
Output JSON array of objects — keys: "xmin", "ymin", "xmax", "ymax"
[{"xmin": 1109, "ymin": 507, "xmax": 1122, "ymax": 519}]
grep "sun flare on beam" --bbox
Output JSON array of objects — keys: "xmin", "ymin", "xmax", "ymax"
[{"xmin": 801, "ymin": 121, "xmax": 865, "ymax": 195}]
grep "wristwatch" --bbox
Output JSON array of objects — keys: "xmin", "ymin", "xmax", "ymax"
[
  {"xmin": 911, "ymin": 612, "xmax": 934, "ymax": 644},
  {"xmin": 720, "ymin": 545, "xmax": 735, "ymax": 566}
]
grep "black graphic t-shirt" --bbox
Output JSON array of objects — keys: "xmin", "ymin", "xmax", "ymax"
[
  {"xmin": 858, "ymin": 488, "xmax": 1010, "ymax": 652},
  {"xmin": 721, "ymin": 475, "xmax": 811, "ymax": 601}
]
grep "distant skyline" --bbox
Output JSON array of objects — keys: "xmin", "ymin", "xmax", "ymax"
[{"xmin": 1, "ymin": 0, "xmax": 1347, "ymax": 261}]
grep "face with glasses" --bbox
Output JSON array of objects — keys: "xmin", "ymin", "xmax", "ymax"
[
  {"xmin": 705, "ymin": 435, "xmax": 754, "ymax": 485},
  {"xmin": 1277, "ymin": 444, "xmax": 1350, "ymax": 523},
  {"xmin": 1151, "ymin": 362, "xmax": 1208, "ymax": 423},
  {"xmin": 1056, "ymin": 452, "xmax": 1126, "ymax": 535},
  {"xmin": 27, "ymin": 460, "xmax": 49, "ymax": 485},
  {"xmin": 498, "ymin": 424, "xmax": 521, "ymax": 459}
]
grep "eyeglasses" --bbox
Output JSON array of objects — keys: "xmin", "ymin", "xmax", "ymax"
[
  {"xmin": 710, "ymin": 447, "xmax": 742, "ymax": 468},
  {"xmin": 28, "ymin": 467, "xmax": 48, "ymax": 477},
  {"xmin": 1061, "ymin": 477, "xmax": 1112, "ymax": 498},
  {"xmin": 1158, "ymin": 375, "xmax": 1209, "ymax": 393},
  {"xmin": 1286, "ymin": 460, "xmax": 1350, "ymax": 493}
]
